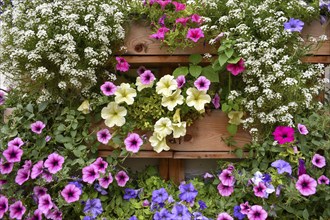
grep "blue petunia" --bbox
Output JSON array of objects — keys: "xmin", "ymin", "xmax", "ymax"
[{"xmin": 271, "ymin": 160, "xmax": 292, "ymax": 175}]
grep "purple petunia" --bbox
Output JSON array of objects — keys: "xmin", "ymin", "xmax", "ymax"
[
  {"xmin": 3, "ymin": 145, "xmax": 23, "ymax": 163},
  {"xmin": 318, "ymin": 175, "xmax": 329, "ymax": 185},
  {"xmin": 312, "ymin": 154, "xmax": 326, "ymax": 168},
  {"xmin": 94, "ymin": 183, "xmax": 108, "ymax": 195},
  {"xmin": 198, "ymin": 200, "xmax": 207, "ymax": 210},
  {"xmin": 186, "ymin": 28, "xmax": 204, "ymax": 43},
  {"xmin": 15, "ymin": 168, "xmax": 30, "ymax": 185},
  {"xmin": 296, "ymin": 174, "xmax": 317, "ymax": 196},
  {"xmin": 271, "ymin": 159, "xmax": 292, "ymax": 175},
  {"xmin": 233, "ymin": 205, "xmax": 246, "ymax": 220},
  {"xmin": 33, "ymin": 186, "xmax": 48, "ymax": 198},
  {"xmin": 83, "ymin": 198, "xmax": 103, "ymax": 218},
  {"xmin": 194, "ymin": 76, "xmax": 211, "ymax": 91},
  {"xmin": 8, "ymin": 137, "xmax": 24, "ymax": 148},
  {"xmin": 27, "ymin": 209, "xmax": 42, "ymax": 220},
  {"xmin": 61, "ymin": 184, "xmax": 82, "ymax": 203},
  {"xmin": 156, "ymin": 0, "xmax": 171, "ymax": 10},
  {"xmin": 284, "ymin": 18, "xmax": 304, "ymax": 32},
  {"xmin": 92, "ymin": 157, "xmax": 108, "ymax": 174},
  {"xmin": 240, "ymin": 201, "xmax": 250, "ymax": 215},
  {"xmin": 298, "ymin": 158, "xmax": 306, "ymax": 176},
  {"xmin": 219, "ymin": 169, "xmax": 235, "ymax": 186},
  {"xmin": 226, "ymin": 58, "xmax": 245, "ymax": 76},
  {"xmin": 124, "ymin": 133, "xmax": 143, "ymax": 153},
  {"xmin": 272, "ymin": 126, "xmax": 295, "ymax": 144},
  {"xmin": 140, "ymin": 70, "xmax": 155, "ymax": 85},
  {"xmin": 115, "ymin": 170, "xmax": 129, "ymax": 187},
  {"xmin": 9, "ymin": 201, "xmax": 26, "ymax": 220},
  {"xmin": 176, "ymin": 75, "xmax": 186, "ymax": 89},
  {"xmin": 0, "ymin": 160, "xmax": 14, "ymax": 174},
  {"xmin": 297, "ymin": 123, "xmax": 309, "ymax": 135},
  {"xmin": 247, "ymin": 205, "xmax": 268, "ymax": 220},
  {"xmin": 217, "ymin": 183, "xmax": 234, "ymax": 197},
  {"xmin": 150, "ymin": 27, "xmax": 170, "ymax": 40},
  {"xmin": 123, "ymin": 188, "xmax": 139, "ymax": 200},
  {"xmin": 0, "ymin": 196, "xmax": 8, "ymax": 219},
  {"xmin": 212, "ymin": 93, "xmax": 220, "ymax": 109},
  {"xmin": 152, "ymin": 188, "xmax": 168, "ymax": 204},
  {"xmin": 31, "ymin": 160, "xmax": 44, "ymax": 179},
  {"xmin": 82, "ymin": 165, "xmax": 100, "ymax": 184},
  {"xmin": 217, "ymin": 212, "xmax": 233, "ymax": 220},
  {"xmin": 30, "ymin": 121, "xmax": 46, "ymax": 134},
  {"xmin": 172, "ymin": 1, "xmax": 186, "ymax": 11},
  {"xmin": 116, "ymin": 57, "xmax": 130, "ymax": 72},
  {"xmin": 171, "ymin": 204, "xmax": 191, "ymax": 219},
  {"xmin": 179, "ymin": 182, "xmax": 198, "ymax": 203},
  {"xmin": 38, "ymin": 194, "xmax": 53, "ymax": 214},
  {"xmin": 44, "ymin": 153, "xmax": 65, "ymax": 174},
  {"xmin": 42, "ymin": 170, "xmax": 53, "ymax": 182},
  {"xmin": 158, "ymin": 14, "xmax": 166, "ymax": 26},
  {"xmin": 137, "ymin": 66, "xmax": 147, "ymax": 75},
  {"xmin": 100, "ymin": 81, "xmax": 117, "ymax": 96},
  {"xmin": 154, "ymin": 208, "xmax": 172, "ymax": 220},
  {"xmin": 99, "ymin": 173, "xmax": 113, "ymax": 189},
  {"xmin": 97, "ymin": 129, "xmax": 112, "ymax": 145},
  {"xmin": 253, "ymin": 182, "xmax": 267, "ymax": 198}
]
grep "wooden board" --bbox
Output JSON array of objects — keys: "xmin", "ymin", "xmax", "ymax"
[
  {"xmin": 173, "ymin": 151, "xmax": 246, "ymax": 159},
  {"xmin": 98, "ymin": 150, "xmax": 173, "ymax": 158}
]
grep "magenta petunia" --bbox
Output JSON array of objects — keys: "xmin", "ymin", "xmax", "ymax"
[
  {"xmin": 34, "ymin": 186, "xmax": 48, "ymax": 198},
  {"xmin": 124, "ymin": 133, "xmax": 143, "ymax": 153},
  {"xmin": 45, "ymin": 208, "xmax": 62, "ymax": 220},
  {"xmin": 92, "ymin": 157, "xmax": 108, "ymax": 174},
  {"xmin": 8, "ymin": 137, "xmax": 24, "ymax": 148},
  {"xmin": 150, "ymin": 27, "xmax": 170, "ymax": 40},
  {"xmin": 175, "ymin": 17, "xmax": 190, "ymax": 26},
  {"xmin": 99, "ymin": 173, "xmax": 114, "ymax": 189},
  {"xmin": 115, "ymin": 170, "xmax": 130, "ymax": 187},
  {"xmin": 137, "ymin": 66, "xmax": 147, "ymax": 75},
  {"xmin": 42, "ymin": 170, "xmax": 53, "ymax": 182},
  {"xmin": 217, "ymin": 212, "xmax": 233, "ymax": 220},
  {"xmin": 0, "ymin": 196, "xmax": 8, "ymax": 219},
  {"xmin": 226, "ymin": 58, "xmax": 245, "ymax": 76},
  {"xmin": 194, "ymin": 76, "xmax": 211, "ymax": 91},
  {"xmin": 100, "ymin": 81, "xmax": 117, "ymax": 96},
  {"xmin": 253, "ymin": 182, "xmax": 267, "ymax": 198},
  {"xmin": 9, "ymin": 201, "xmax": 26, "ymax": 220},
  {"xmin": 186, "ymin": 28, "xmax": 204, "ymax": 43},
  {"xmin": 156, "ymin": 0, "xmax": 171, "ymax": 10},
  {"xmin": 97, "ymin": 129, "xmax": 112, "ymax": 145},
  {"xmin": 140, "ymin": 70, "xmax": 155, "ymax": 85},
  {"xmin": 191, "ymin": 14, "xmax": 202, "ymax": 24},
  {"xmin": 172, "ymin": 1, "xmax": 185, "ymax": 11},
  {"xmin": 311, "ymin": 154, "xmax": 326, "ymax": 168},
  {"xmin": 247, "ymin": 205, "xmax": 268, "ymax": 220},
  {"xmin": 3, "ymin": 145, "xmax": 23, "ymax": 163},
  {"xmin": 61, "ymin": 184, "xmax": 82, "ymax": 203},
  {"xmin": 297, "ymin": 123, "xmax": 308, "ymax": 135},
  {"xmin": 176, "ymin": 75, "xmax": 186, "ymax": 89},
  {"xmin": 217, "ymin": 183, "xmax": 234, "ymax": 197},
  {"xmin": 0, "ymin": 160, "xmax": 14, "ymax": 174},
  {"xmin": 44, "ymin": 153, "xmax": 65, "ymax": 174},
  {"xmin": 31, "ymin": 160, "xmax": 44, "ymax": 179},
  {"xmin": 212, "ymin": 93, "xmax": 220, "ymax": 109},
  {"xmin": 15, "ymin": 168, "xmax": 30, "ymax": 185},
  {"xmin": 318, "ymin": 175, "xmax": 329, "ymax": 185},
  {"xmin": 22, "ymin": 160, "xmax": 32, "ymax": 170},
  {"xmin": 31, "ymin": 121, "xmax": 46, "ymax": 134},
  {"xmin": 38, "ymin": 194, "xmax": 53, "ymax": 214},
  {"xmin": 272, "ymin": 126, "xmax": 295, "ymax": 144},
  {"xmin": 219, "ymin": 169, "xmax": 235, "ymax": 186},
  {"xmin": 27, "ymin": 209, "xmax": 42, "ymax": 220},
  {"xmin": 116, "ymin": 57, "xmax": 130, "ymax": 72},
  {"xmin": 82, "ymin": 165, "xmax": 100, "ymax": 184},
  {"xmin": 296, "ymin": 174, "xmax": 317, "ymax": 196},
  {"xmin": 240, "ymin": 201, "xmax": 250, "ymax": 215}
]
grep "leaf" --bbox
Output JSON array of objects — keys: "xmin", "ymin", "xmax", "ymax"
[
  {"xmin": 189, "ymin": 54, "xmax": 202, "ymax": 64},
  {"xmin": 26, "ymin": 103, "xmax": 34, "ymax": 113},
  {"xmin": 38, "ymin": 102, "xmax": 48, "ymax": 112},
  {"xmin": 217, "ymin": 45, "xmax": 227, "ymax": 52},
  {"xmin": 302, "ymin": 209, "xmax": 309, "ymax": 220},
  {"xmin": 235, "ymin": 148, "xmax": 243, "ymax": 158},
  {"xmin": 173, "ymin": 66, "xmax": 189, "ymax": 77},
  {"xmin": 73, "ymin": 149, "xmax": 81, "ymax": 157},
  {"xmin": 64, "ymin": 143, "xmax": 73, "ymax": 150},
  {"xmin": 225, "ymin": 48, "xmax": 234, "ymax": 58},
  {"xmin": 227, "ymin": 124, "xmax": 237, "ymax": 135},
  {"xmin": 189, "ymin": 65, "xmax": 202, "ymax": 78},
  {"xmin": 212, "ymin": 60, "xmax": 221, "ymax": 71},
  {"xmin": 218, "ymin": 53, "xmax": 229, "ymax": 66},
  {"xmin": 202, "ymin": 66, "xmax": 219, "ymax": 82},
  {"xmin": 227, "ymin": 57, "xmax": 241, "ymax": 64},
  {"xmin": 221, "ymin": 103, "xmax": 229, "ymax": 112}
]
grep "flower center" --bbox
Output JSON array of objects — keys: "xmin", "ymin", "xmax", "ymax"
[
  {"xmin": 254, "ymin": 211, "xmax": 261, "ymax": 217},
  {"xmin": 68, "ymin": 191, "xmax": 74, "ymax": 198},
  {"xmin": 131, "ymin": 140, "xmax": 137, "ymax": 146},
  {"xmin": 10, "ymin": 151, "xmax": 17, "ymax": 158},
  {"xmin": 52, "ymin": 160, "xmax": 59, "ymax": 167},
  {"xmin": 302, "ymin": 181, "xmax": 308, "ymax": 188}
]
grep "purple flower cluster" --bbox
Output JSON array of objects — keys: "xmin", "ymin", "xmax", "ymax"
[
  {"xmin": 217, "ymin": 166, "xmax": 235, "ymax": 197},
  {"xmin": 179, "ymin": 182, "xmax": 198, "ymax": 203},
  {"xmin": 250, "ymin": 171, "xmax": 275, "ymax": 198}
]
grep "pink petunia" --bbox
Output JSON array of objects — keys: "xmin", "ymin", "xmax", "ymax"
[
  {"xmin": 226, "ymin": 58, "xmax": 245, "ymax": 76},
  {"xmin": 44, "ymin": 153, "xmax": 65, "ymax": 174},
  {"xmin": 115, "ymin": 170, "xmax": 129, "ymax": 187},
  {"xmin": 30, "ymin": 121, "xmax": 46, "ymax": 134},
  {"xmin": 172, "ymin": 1, "xmax": 185, "ymax": 11},
  {"xmin": 124, "ymin": 133, "xmax": 143, "ymax": 153},
  {"xmin": 116, "ymin": 57, "xmax": 130, "ymax": 72},
  {"xmin": 150, "ymin": 27, "xmax": 170, "ymax": 40},
  {"xmin": 297, "ymin": 123, "xmax": 308, "ymax": 135},
  {"xmin": 0, "ymin": 196, "xmax": 8, "ymax": 219},
  {"xmin": 0, "ymin": 160, "xmax": 14, "ymax": 174},
  {"xmin": 212, "ymin": 93, "xmax": 220, "ymax": 109},
  {"xmin": 33, "ymin": 186, "xmax": 48, "ymax": 198},
  {"xmin": 253, "ymin": 182, "xmax": 267, "ymax": 198},
  {"xmin": 295, "ymin": 174, "xmax": 317, "ymax": 196},
  {"xmin": 99, "ymin": 173, "xmax": 114, "ymax": 189},
  {"xmin": 97, "ymin": 129, "xmax": 112, "ymax": 145},
  {"xmin": 191, "ymin": 14, "xmax": 202, "ymax": 24},
  {"xmin": 61, "ymin": 184, "xmax": 82, "ymax": 203},
  {"xmin": 247, "ymin": 205, "xmax": 268, "ymax": 220},
  {"xmin": 217, "ymin": 183, "xmax": 234, "ymax": 197},
  {"xmin": 318, "ymin": 175, "xmax": 329, "ymax": 185},
  {"xmin": 140, "ymin": 70, "xmax": 155, "ymax": 85},
  {"xmin": 311, "ymin": 154, "xmax": 326, "ymax": 168},
  {"xmin": 15, "ymin": 168, "xmax": 30, "ymax": 185},
  {"xmin": 217, "ymin": 212, "xmax": 233, "ymax": 220},
  {"xmin": 156, "ymin": 0, "xmax": 172, "ymax": 10},
  {"xmin": 175, "ymin": 17, "xmax": 190, "ymax": 26},
  {"xmin": 240, "ymin": 201, "xmax": 250, "ymax": 215},
  {"xmin": 38, "ymin": 194, "xmax": 53, "ymax": 214},
  {"xmin": 8, "ymin": 137, "xmax": 24, "ymax": 148},
  {"xmin": 82, "ymin": 165, "xmax": 100, "ymax": 184},
  {"xmin": 9, "ymin": 201, "xmax": 26, "ymax": 220},
  {"xmin": 176, "ymin": 75, "xmax": 186, "ymax": 89},
  {"xmin": 92, "ymin": 157, "xmax": 108, "ymax": 174},
  {"xmin": 194, "ymin": 76, "xmax": 210, "ymax": 91},
  {"xmin": 186, "ymin": 28, "xmax": 204, "ymax": 43},
  {"xmin": 100, "ymin": 82, "xmax": 117, "ymax": 96},
  {"xmin": 3, "ymin": 145, "xmax": 23, "ymax": 163},
  {"xmin": 272, "ymin": 126, "xmax": 295, "ymax": 144},
  {"xmin": 31, "ymin": 160, "xmax": 44, "ymax": 179},
  {"xmin": 219, "ymin": 169, "xmax": 235, "ymax": 186}
]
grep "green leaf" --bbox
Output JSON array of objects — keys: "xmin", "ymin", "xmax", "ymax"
[
  {"xmin": 217, "ymin": 45, "xmax": 227, "ymax": 52},
  {"xmin": 202, "ymin": 66, "xmax": 219, "ymax": 82},
  {"xmin": 235, "ymin": 148, "xmax": 243, "ymax": 158},
  {"xmin": 227, "ymin": 124, "xmax": 237, "ymax": 135},
  {"xmin": 221, "ymin": 103, "xmax": 229, "ymax": 112},
  {"xmin": 225, "ymin": 48, "xmax": 234, "ymax": 58},
  {"xmin": 302, "ymin": 209, "xmax": 309, "ymax": 220},
  {"xmin": 218, "ymin": 53, "xmax": 229, "ymax": 66},
  {"xmin": 173, "ymin": 66, "xmax": 189, "ymax": 77},
  {"xmin": 227, "ymin": 57, "xmax": 241, "ymax": 64},
  {"xmin": 26, "ymin": 103, "xmax": 34, "ymax": 113},
  {"xmin": 233, "ymin": 104, "xmax": 239, "ymax": 111},
  {"xmin": 188, "ymin": 54, "xmax": 202, "ymax": 64},
  {"xmin": 38, "ymin": 102, "xmax": 48, "ymax": 112},
  {"xmin": 212, "ymin": 60, "xmax": 221, "ymax": 71},
  {"xmin": 57, "ymin": 124, "xmax": 66, "ymax": 132},
  {"xmin": 189, "ymin": 65, "xmax": 202, "ymax": 78},
  {"xmin": 73, "ymin": 149, "xmax": 81, "ymax": 157}
]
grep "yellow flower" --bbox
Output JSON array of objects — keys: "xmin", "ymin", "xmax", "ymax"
[
  {"xmin": 186, "ymin": 88, "xmax": 211, "ymax": 111},
  {"xmin": 154, "ymin": 117, "xmax": 173, "ymax": 138},
  {"xmin": 115, "ymin": 83, "xmax": 137, "ymax": 105},
  {"xmin": 156, "ymin": 75, "xmax": 177, "ymax": 97},
  {"xmin": 172, "ymin": 121, "xmax": 187, "ymax": 138},
  {"xmin": 161, "ymin": 89, "xmax": 184, "ymax": 111},
  {"xmin": 172, "ymin": 109, "xmax": 181, "ymax": 123},
  {"xmin": 77, "ymin": 100, "xmax": 90, "ymax": 114},
  {"xmin": 135, "ymin": 77, "xmax": 154, "ymax": 91},
  {"xmin": 101, "ymin": 102, "xmax": 127, "ymax": 127},
  {"xmin": 149, "ymin": 132, "xmax": 170, "ymax": 153},
  {"xmin": 228, "ymin": 111, "xmax": 244, "ymax": 125}
]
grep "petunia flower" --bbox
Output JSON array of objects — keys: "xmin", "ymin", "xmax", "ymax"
[
  {"xmin": 240, "ymin": 202, "xmax": 250, "ymax": 215},
  {"xmin": 33, "ymin": 186, "xmax": 48, "ymax": 198},
  {"xmin": 42, "ymin": 171, "xmax": 53, "ymax": 182},
  {"xmin": 226, "ymin": 58, "xmax": 245, "ymax": 76},
  {"xmin": 247, "ymin": 205, "xmax": 268, "ymax": 220},
  {"xmin": 156, "ymin": 75, "xmax": 178, "ymax": 97},
  {"xmin": 154, "ymin": 117, "xmax": 173, "ymax": 138},
  {"xmin": 9, "ymin": 201, "xmax": 26, "ymax": 219},
  {"xmin": 297, "ymin": 123, "xmax": 309, "ymax": 135},
  {"xmin": 15, "ymin": 168, "xmax": 30, "ymax": 185},
  {"xmin": 96, "ymin": 129, "xmax": 112, "ymax": 145},
  {"xmin": 140, "ymin": 70, "xmax": 155, "ymax": 85},
  {"xmin": 179, "ymin": 183, "xmax": 198, "ymax": 203},
  {"xmin": 272, "ymin": 126, "xmax": 295, "ymax": 144},
  {"xmin": 311, "ymin": 154, "xmax": 326, "ymax": 168},
  {"xmin": 45, "ymin": 136, "xmax": 51, "ymax": 142},
  {"xmin": 115, "ymin": 170, "xmax": 129, "ymax": 187},
  {"xmin": 298, "ymin": 158, "xmax": 306, "ymax": 176},
  {"xmin": 176, "ymin": 75, "xmax": 186, "ymax": 88},
  {"xmin": 284, "ymin": 18, "xmax": 304, "ymax": 32},
  {"xmin": 219, "ymin": 169, "xmax": 235, "ymax": 186},
  {"xmin": 161, "ymin": 90, "xmax": 184, "ymax": 111},
  {"xmin": 172, "ymin": 121, "xmax": 187, "ymax": 138},
  {"xmin": 38, "ymin": 194, "xmax": 53, "ymax": 214},
  {"xmin": 150, "ymin": 27, "xmax": 170, "ymax": 40},
  {"xmin": 84, "ymin": 199, "xmax": 103, "ymax": 218},
  {"xmin": 295, "ymin": 174, "xmax": 317, "ymax": 196},
  {"xmin": 125, "ymin": 133, "xmax": 143, "ymax": 153},
  {"xmin": 172, "ymin": 1, "xmax": 185, "ymax": 11},
  {"xmin": 8, "ymin": 137, "xmax": 24, "ymax": 148},
  {"xmin": 217, "ymin": 183, "xmax": 234, "ymax": 197},
  {"xmin": 318, "ymin": 175, "xmax": 329, "ymax": 185},
  {"xmin": 191, "ymin": 14, "xmax": 202, "ymax": 23},
  {"xmin": 101, "ymin": 102, "xmax": 127, "ymax": 127},
  {"xmin": 135, "ymin": 77, "xmax": 154, "ymax": 91},
  {"xmin": 217, "ymin": 212, "xmax": 233, "ymax": 220},
  {"xmin": 212, "ymin": 93, "xmax": 220, "ymax": 109},
  {"xmin": 0, "ymin": 91, "xmax": 5, "ymax": 105},
  {"xmin": 137, "ymin": 66, "xmax": 147, "ymax": 75},
  {"xmin": 3, "ymin": 145, "xmax": 23, "ymax": 163},
  {"xmin": 61, "ymin": 184, "xmax": 82, "ymax": 203},
  {"xmin": 31, "ymin": 160, "xmax": 44, "ymax": 179},
  {"xmin": 204, "ymin": 172, "xmax": 214, "ymax": 179},
  {"xmin": 100, "ymin": 82, "xmax": 117, "ymax": 96},
  {"xmin": 253, "ymin": 182, "xmax": 267, "ymax": 198},
  {"xmin": 116, "ymin": 57, "xmax": 130, "ymax": 72},
  {"xmin": 158, "ymin": 14, "xmax": 166, "ymax": 26},
  {"xmin": 99, "ymin": 173, "xmax": 113, "ymax": 188},
  {"xmin": 45, "ymin": 208, "xmax": 62, "ymax": 220},
  {"xmin": 30, "ymin": 121, "xmax": 46, "ymax": 134},
  {"xmin": 186, "ymin": 88, "xmax": 211, "ymax": 111},
  {"xmin": 0, "ymin": 196, "xmax": 8, "ymax": 219},
  {"xmin": 152, "ymin": 188, "xmax": 168, "ymax": 204},
  {"xmin": 171, "ymin": 204, "xmax": 191, "ymax": 219},
  {"xmin": 77, "ymin": 100, "xmax": 90, "ymax": 114},
  {"xmin": 228, "ymin": 111, "xmax": 244, "ymax": 125},
  {"xmin": 186, "ymin": 28, "xmax": 204, "ymax": 43},
  {"xmin": 123, "ymin": 188, "xmax": 140, "ymax": 200},
  {"xmin": 175, "ymin": 17, "xmax": 190, "ymax": 26},
  {"xmin": 233, "ymin": 205, "xmax": 246, "ymax": 220},
  {"xmin": 194, "ymin": 76, "xmax": 211, "ymax": 91},
  {"xmin": 154, "ymin": 208, "xmax": 172, "ymax": 220},
  {"xmin": 0, "ymin": 160, "xmax": 14, "ymax": 174},
  {"xmin": 114, "ymin": 83, "xmax": 137, "ymax": 105},
  {"xmin": 149, "ymin": 132, "xmax": 170, "ymax": 153},
  {"xmin": 44, "ymin": 153, "xmax": 64, "ymax": 174},
  {"xmin": 22, "ymin": 160, "xmax": 32, "ymax": 170},
  {"xmin": 92, "ymin": 157, "xmax": 108, "ymax": 174},
  {"xmin": 82, "ymin": 165, "xmax": 100, "ymax": 184},
  {"xmin": 27, "ymin": 209, "xmax": 42, "ymax": 220},
  {"xmin": 271, "ymin": 159, "xmax": 292, "ymax": 175},
  {"xmin": 156, "ymin": 0, "xmax": 171, "ymax": 10}
]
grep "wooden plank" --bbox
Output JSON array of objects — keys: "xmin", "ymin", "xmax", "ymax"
[
  {"xmin": 124, "ymin": 21, "xmax": 215, "ymax": 55},
  {"xmin": 307, "ymin": 41, "xmax": 330, "ymax": 56},
  {"xmin": 98, "ymin": 150, "xmax": 173, "ymax": 158},
  {"xmin": 159, "ymin": 159, "xmax": 169, "ymax": 180},
  {"xmin": 168, "ymin": 159, "xmax": 185, "ymax": 184},
  {"xmin": 302, "ymin": 20, "xmax": 330, "ymax": 38},
  {"xmin": 301, "ymin": 56, "xmax": 330, "ymax": 63},
  {"xmin": 173, "ymin": 151, "xmax": 247, "ymax": 159}
]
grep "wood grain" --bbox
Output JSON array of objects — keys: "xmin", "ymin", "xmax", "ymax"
[
  {"xmin": 173, "ymin": 151, "xmax": 247, "ymax": 159},
  {"xmin": 168, "ymin": 159, "xmax": 185, "ymax": 184},
  {"xmin": 98, "ymin": 150, "xmax": 173, "ymax": 158},
  {"xmin": 301, "ymin": 56, "xmax": 330, "ymax": 63},
  {"xmin": 159, "ymin": 159, "xmax": 169, "ymax": 180}
]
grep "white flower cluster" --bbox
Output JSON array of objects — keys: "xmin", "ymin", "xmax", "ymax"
[
  {"xmin": 211, "ymin": 0, "xmax": 326, "ymax": 130},
  {"xmin": 0, "ymin": 0, "xmax": 127, "ymax": 101}
]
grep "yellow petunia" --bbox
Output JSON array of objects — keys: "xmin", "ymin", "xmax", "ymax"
[
  {"xmin": 172, "ymin": 121, "xmax": 187, "ymax": 138},
  {"xmin": 156, "ymin": 75, "xmax": 178, "ymax": 97},
  {"xmin": 228, "ymin": 111, "xmax": 244, "ymax": 125},
  {"xmin": 149, "ymin": 132, "xmax": 170, "ymax": 153},
  {"xmin": 101, "ymin": 102, "xmax": 127, "ymax": 127},
  {"xmin": 77, "ymin": 100, "xmax": 90, "ymax": 114},
  {"xmin": 154, "ymin": 117, "xmax": 173, "ymax": 138},
  {"xmin": 161, "ymin": 89, "xmax": 184, "ymax": 111},
  {"xmin": 115, "ymin": 83, "xmax": 137, "ymax": 105},
  {"xmin": 186, "ymin": 88, "xmax": 211, "ymax": 111}
]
